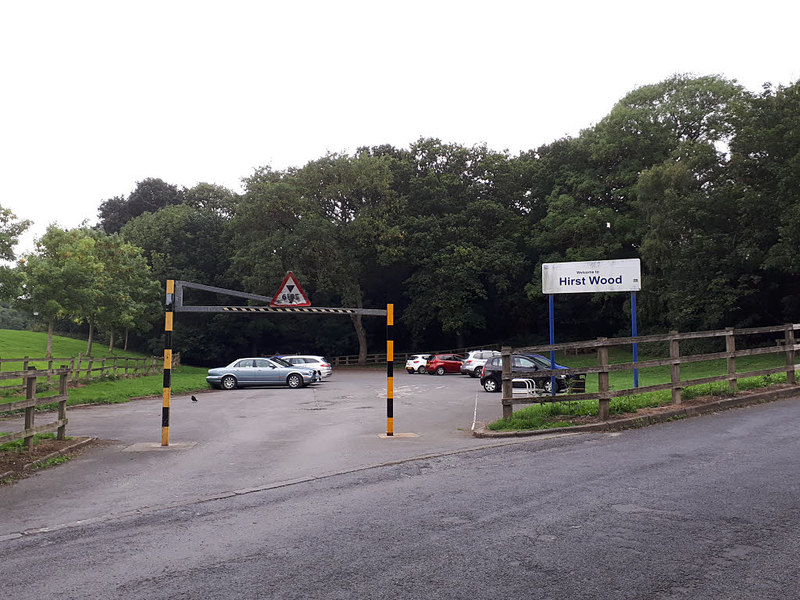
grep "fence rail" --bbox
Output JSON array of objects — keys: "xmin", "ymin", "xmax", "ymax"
[
  {"xmin": 501, "ymin": 322, "xmax": 799, "ymax": 420},
  {"xmin": 0, "ymin": 354, "xmax": 163, "ymax": 392},
  {"xmin": 0, "ymin": 368, "xmax": 70, "ymax": 449}
]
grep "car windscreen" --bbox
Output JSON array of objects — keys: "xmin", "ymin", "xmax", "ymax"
[{"xmin": 269, "ymin": 356, "xmax": 292, "ymax": 367}]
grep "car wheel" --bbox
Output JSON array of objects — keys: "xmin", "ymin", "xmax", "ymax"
[
  {"xmin": 221, "ymin": 375, "xmax": 237, "ymax": 390},
  {"xmin": 435, "ymin": 366, "xmax": 445, "ymax": 376},
  {"xmin": 543, "ymin": 379, "xmax": 554, "ymax": 394},
  {"xmin": 483, "ymin": 378, "xmax": 499, "ymax": 392},
  {"xmin": 287, "ymin": 373, "xmax": 303, "ymax": 389},
  {"xmin": 417, "ymin": 366, "xmax": 426, "ymax": 374},
  {"xmin": 470, "ymin": 367, "xmax": 482, "ymax": 378}
]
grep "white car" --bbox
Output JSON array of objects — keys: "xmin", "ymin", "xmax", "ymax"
[
  {"xmin": 405, "ymin": 354, "xmax": 432, "ymax": 374},
  {"xmin": 460, "ymin": 349, "xmax": 501, "ymax": 377},
  {"xmin": 278, "ymin": 355, "xmax": 333, "ymax": 379}
]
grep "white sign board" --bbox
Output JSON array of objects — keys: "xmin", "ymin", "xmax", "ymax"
[{"xmin": 542, "ymin": 259, "xmax": 641, "ymax": 294}]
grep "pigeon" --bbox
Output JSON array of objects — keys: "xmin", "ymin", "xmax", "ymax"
[{"xmin": 191, "ymin": 395, "xmax": 198, "ymax": 402}]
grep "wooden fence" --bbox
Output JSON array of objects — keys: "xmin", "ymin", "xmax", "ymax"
[
  {"xmin": 500, "ymin": 323, "xmax": 799, "ymax": 419},
  {"xmin": 0, "ymin": 354, "xmax": 162, "ymax": 392},
  {"xmin": 0, "ymin": 368, "xmax": 70, "ymax": 449},
  {"xmin": 333, "ymin": 345, "xmax": 502, "ymax": 366}
]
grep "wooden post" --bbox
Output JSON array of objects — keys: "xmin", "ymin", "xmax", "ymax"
[
  {"xmin": 86, "ymin": 357, "xmax": 94, "ymax": 381},
  {"xmin": 73, "ymin": 352, "xmax": 82, "ymax": 383},
  {"xmin": 501, "ymin": 346, "xmax": 513, "ymax": 420},
  {"xmin": 58, "ymin": 367, "xmax": 68, "ymax": 440},
  {"xmin": 726, "ymin": 327, "xmax": 737, "ymax": 393},
  {"xmin": 786, "ymin": 323, "xmax": 796, "ymax": 385},
  {"xmin": 47, "ymin": 358, "xmax": 53, "ymax": 383},
  {"xmin": 24, "ymin": 375, "xmax": 36, "ymax": 450},
  {"xmin": 670, "ymin": 331, "xmax": 682, "ymax": 405},
  {"xmin": 597, "ymin": 338, "xmax": 610, "ymax": 420}
]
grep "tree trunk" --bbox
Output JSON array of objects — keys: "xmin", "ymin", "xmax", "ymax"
[
  {"xmin": 86, "ymin": 321, "xmax": 94, "ymax": 357},
  {"xmin": 108, "ymin": 330, "xmax": 114, "ymax": 353},
  {"xmin": 46, "ymin": 319, "xmax": 54, "ymax": 359},
  {"xmin": 124, "ymin": 328, "xmax": 129, "ymax": 351},
  {"xmin": 350, "ymin": 313, "xmax": 368, "ymax": 366}
]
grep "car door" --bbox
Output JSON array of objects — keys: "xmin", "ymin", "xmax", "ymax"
[
  {"xmin": 261, "ymin": 358, "xmax": 285, "ymax": 384},
  {"xmin": 252, "ymin": 359, "xmax": 274, "ymax": 385},
  {"xmin": 233, "ymin": 359, "xmax": 256, "ymax": 384},
  {"xmin": 511, "ymin": 355, "xmax": 540, "ymax": 380},
  {"xmin": 446, "ymin": 354, "xmax": 465, "ymax": 373}
]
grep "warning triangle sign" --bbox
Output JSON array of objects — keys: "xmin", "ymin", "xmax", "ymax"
[{"xmin": 270, "ymin": 271, "xmax": 311, "ymax": 307}]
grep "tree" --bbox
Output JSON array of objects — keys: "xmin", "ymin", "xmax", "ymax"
[
  {"xmin": 98, "ymin": 178, "xmax": 183, "ymax": 234},
  {"xmin": 90, "ymin": 232, "xmax": 161, "ymax": 353},
  {"xmin": 20, "ymin": 227, "xmax": 103, "ymax": 357},
  {"xmin": 728, "ymin": 79, "xmax": 800, "ymax": 322},
  {"xmin": 230, "ymin": 152, "xmax": 399, "ymax": 364},
  {"xmin": 0, "ymin": 205, "xmax": 31, "ymax": 301}
]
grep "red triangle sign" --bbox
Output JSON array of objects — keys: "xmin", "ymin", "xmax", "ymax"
[{"xmin": 270, "ymin": 272, "xmax": 311, "ymax": 307}]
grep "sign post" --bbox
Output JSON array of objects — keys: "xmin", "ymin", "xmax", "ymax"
[{"xmin": 542, "ymin": 259, "xmax": 642, "ymax": 390}]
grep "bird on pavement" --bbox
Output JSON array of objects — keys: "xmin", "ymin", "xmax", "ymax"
[{"xmin": 191, "ymin": 395, "xmax": 197, "ymax": 402}]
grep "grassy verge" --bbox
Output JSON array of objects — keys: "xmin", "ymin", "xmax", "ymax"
[{"xmin": 0, "ymin": 366, "xmax": 209, "ymax": 408}]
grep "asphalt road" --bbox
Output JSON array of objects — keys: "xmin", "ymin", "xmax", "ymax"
[{"xmin": 1, "ymin": 371, "xmax": 799, "ymax": 599}]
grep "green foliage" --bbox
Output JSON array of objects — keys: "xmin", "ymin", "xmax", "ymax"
[{"xmin": 0, "ymin": 204, "xmax": 31, "ymax": 262}]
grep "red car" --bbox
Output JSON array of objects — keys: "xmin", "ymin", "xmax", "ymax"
[{"xmin": 426, "ymin": 353, "xmax": 465, "ymax": 375}]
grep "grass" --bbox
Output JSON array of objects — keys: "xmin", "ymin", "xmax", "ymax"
[
  {"xmin": 0, "ymin": 432, "xmax": 63, "ymax": 452},
  {"xmin": 488, "ymin": 347, "xmax": 798, "ymax": 431},
  {"xmin": 0, "ymin": 329, "xmax": 145, "ymax": 367},
  {"xmin": 0, "ymin": 365, "xmax": 209, "ymax": 407}
]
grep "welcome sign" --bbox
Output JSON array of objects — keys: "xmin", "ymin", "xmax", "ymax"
[{"xmin": 542, "ymin": 259, "xmax": 641, "ymax": 294}]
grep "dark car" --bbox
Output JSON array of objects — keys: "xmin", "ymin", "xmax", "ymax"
[
  {"xmin": 206, "ymin": 357, "xmax": 317, "ymax": 390},
  {"xmin": 426, "ymin": 353, "xmax": 465, "ymax": 375},
  {"xmin": 479, "ymin": 353, "xmax": 571, "ymax": 393}
]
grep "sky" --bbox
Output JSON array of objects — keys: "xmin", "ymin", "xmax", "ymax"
[{"xmin": 2, "ymin": 0, "xmax": 798, "ymax": 255}]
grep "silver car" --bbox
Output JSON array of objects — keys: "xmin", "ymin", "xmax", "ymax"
[
  {"xmin": 206, "ymin": 357, "xmax": 317, "ymax": 390},
  {"xmin": 460, "ymin": 349, "xmax": 501, "ymax": 377},
  {"xmin": 278, "ymin": 355, "xmax": 333, "ymax": 379}
]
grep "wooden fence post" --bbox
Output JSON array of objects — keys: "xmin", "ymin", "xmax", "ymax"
[
  {"xmin": 58, "ymin": 367, "xmax": 68, "ymax": 440},
  {"xmin": 73, "ymin": 352, "xmax": 82, "ymax": 383},
  {"xmin": 24, "ymin": 375, "xmax": 36, "ymax": 450},
  {"xmin": 597, "ymin": 338, "xmax": 610, "ymax": 420},
  {"xmin": 501, "ymin": 346, "xmax": 513, "ymax": 420},
  {"xmin": 726, "ymin": 327, "xmax": 737, "ymax": 393},
  {"xmin": 670, "ymin": 331, "xmax": 682, "ymax": 405},
  {"xmin": 47, "ymin": 358, "xmax": 53, "ymax": 384},
  {"xmin": 786, "ymin": 323, "xmax": 796, "ymax": 385},
  {"xmin": 86, "ymin": 357, "xmax": 94, "ymax": 381}
]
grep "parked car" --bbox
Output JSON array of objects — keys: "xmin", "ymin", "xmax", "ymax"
[
  {"xmin": 426, "ymin": 353, "xmax": 465, "ymax": 375},
  {"xmin": 405, "ymin": 354, "xmax": 433, "ymax": 374},
  {"xmin": 278, "ymin": 355, "xmax": 333, "ymax": 379},
  {"xmin": 206, "ymin": 357, "xmax": 317, "ymax": 390},
  {"xmin": 479, "ymin": 353, "xmax": 572, "ymax": 393},
  {"xmin": 460, "ymin": 349, "xmax": 501, "ymax": 377}
]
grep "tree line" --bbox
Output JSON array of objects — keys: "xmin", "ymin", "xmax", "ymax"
[{"xmin": 1, "ymin": 74, "xmax": 797, "ymax": 365}]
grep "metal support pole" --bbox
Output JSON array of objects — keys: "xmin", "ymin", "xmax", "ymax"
[
  {"xmin": 162, "ymin": 280, "xmax": 174, "ymax": 446},
  {"xmin": 632, "ymin": 291, "xmax": 639, "ymax": 388},
  {"xmin": 549, "ymin": 294, "xmax": 556, "ymax": 396},
  {"xmin": 386, "ymin": 303, "xmax": 394, "ymax": 436}
]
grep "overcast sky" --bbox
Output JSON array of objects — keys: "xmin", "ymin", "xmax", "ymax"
[{"xmin": 2, "ymin": 0, "xmax": 798, "ymax": 254}]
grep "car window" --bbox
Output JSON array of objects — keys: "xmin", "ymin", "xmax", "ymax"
[
  {"xmin": 270, "ymin": 357, "xmax": 292, "ymax": 367},
  {"xmin": 235, "ymin": 359, "xmax": 254, "ymax": 368},
  {"xmin": 513, "ymin": 356, "xmax": 538, "ymax": 369},
  {"xmin": 254, "ymin": 359, "xmax": 272, "ymax": 368}
]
